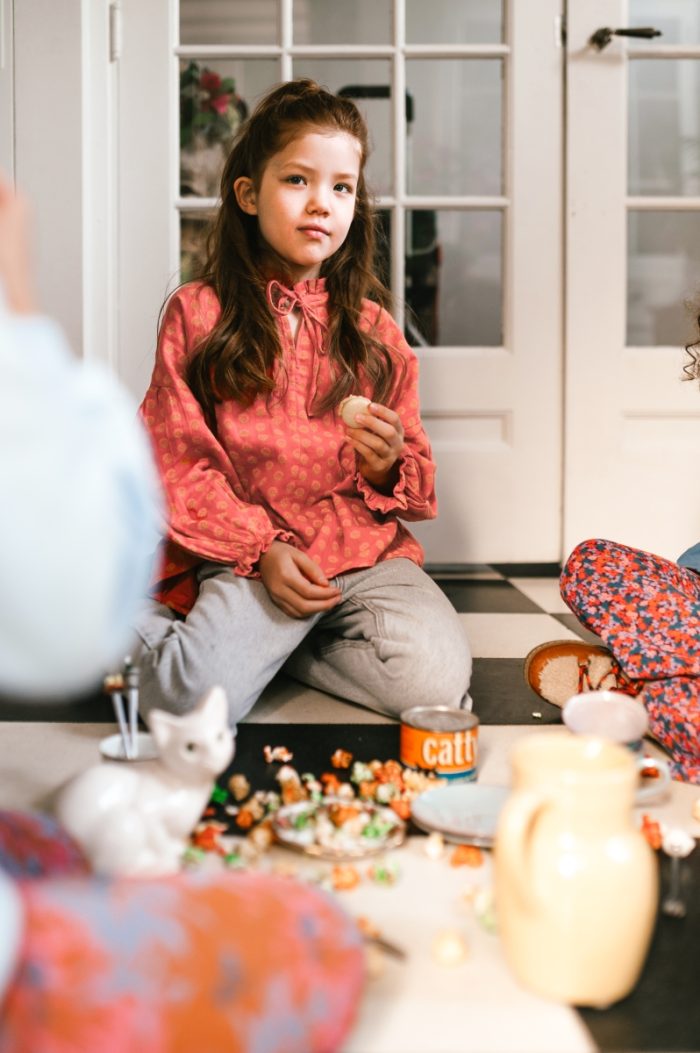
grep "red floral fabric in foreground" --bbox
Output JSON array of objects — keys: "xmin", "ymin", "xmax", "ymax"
[{"xmin": 0, "ymin": 865, "xmax": 364, "ymax": 1053}]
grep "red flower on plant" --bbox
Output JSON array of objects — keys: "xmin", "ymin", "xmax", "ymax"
[
  {"xmin": 200, "ymin": 70, "xmax": 222, "ymax": 94},
  {"xmin": 200, "ymin": 69, "xmax": 233, "ymax": 115}
]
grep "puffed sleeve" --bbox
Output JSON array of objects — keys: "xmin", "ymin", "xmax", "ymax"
[
  {"xmin": 140, "ymin": 286, "xmax": 295, "ymax": 575},
  {"xmin": 354, "ymin": 304, "xmax": 437, "ymax": 522}
]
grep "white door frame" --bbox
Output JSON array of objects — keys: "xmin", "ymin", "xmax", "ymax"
[
  {"xmin": 565, "ymin": 0, "xmax": 700, "ymax": 562},
  {"xmin": 0, "ymin": 0, "xmax": 14, "ymax": 176}
]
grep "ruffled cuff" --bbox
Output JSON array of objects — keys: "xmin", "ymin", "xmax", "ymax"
[
  {"xmin": 355, "ymin": 453, "xmax": 419, "ymax": 514},
  {"xmin": 232, "ymin": 528, "xmax": 299, "ymax": 578}
]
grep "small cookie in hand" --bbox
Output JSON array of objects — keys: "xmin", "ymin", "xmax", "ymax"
[{"xmin": 339, "ymin": 395, "xmax": 371, "ymax": 427}]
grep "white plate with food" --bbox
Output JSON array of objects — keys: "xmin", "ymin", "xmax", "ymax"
[
  {"xmin": 410, "ymin": 783, "xmax": 509, "ymax": 847},
  {"xmin": 272, "ymin": 795, "xmax": 406, "ymax": 860}
]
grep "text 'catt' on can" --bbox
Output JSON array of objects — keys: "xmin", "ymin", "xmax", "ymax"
[{"xmin": 400, "ymin": 706, "xmax": 479, "ymax": 781}]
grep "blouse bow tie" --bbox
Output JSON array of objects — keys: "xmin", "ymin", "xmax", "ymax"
[
  {"xmin": 266, "ymin": 278, "xmax": 331, "ymax": 417},
  {"xmin": 266, "ymin": 279, "xmax": 328, "ymax": 354}
]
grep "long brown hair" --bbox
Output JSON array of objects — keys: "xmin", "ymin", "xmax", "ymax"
[{"xmin": 186, "ymin": 78, "xmax": 397, "ymax": 423}]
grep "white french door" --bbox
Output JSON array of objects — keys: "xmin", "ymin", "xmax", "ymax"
[
  {"xmin": 13, "ymin": 2, "xmax": 700, "ymax": 564},
  {"xmin": 565, "ymin": 0, "xmax": 700, "ymax": 562}
]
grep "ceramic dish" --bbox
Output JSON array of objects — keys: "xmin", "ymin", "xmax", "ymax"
[
  {"xmin": 272, "ymin": 796, "xmax": 406, "ymax": 860},
  {"xmin": 410, "ymin": 783, "xmax": 509, "ymax": 846},
  {"xmin": 99, "ymin": 732, "xmax": 159, "ymax": 762}
]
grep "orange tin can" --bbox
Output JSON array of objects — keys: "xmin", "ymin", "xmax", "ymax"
[{"xmin": 400, "ymin": 706, "xmax": 478, "ymax": 781}]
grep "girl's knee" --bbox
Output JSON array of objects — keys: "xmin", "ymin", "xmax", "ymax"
[
  {"xmin": 563, "ymin": 538, "xmax": 601, "ymax": 575},
  {"xmin": 561, "ymin": 538, "xmax": 604, "ymax": 603},
  {"xmin": 137, "ymin": 647, "xmax": 254, "ymax": 727},
  {"xmin": 377, "ymin": 638, "xmax": 472, "ymax": 719}
]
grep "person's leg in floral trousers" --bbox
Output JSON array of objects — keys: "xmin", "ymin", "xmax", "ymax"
[{"xmin": 560, "ymin": 538, "xmax": 700, "ymax": 783}]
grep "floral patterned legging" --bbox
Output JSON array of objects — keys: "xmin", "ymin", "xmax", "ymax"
[{"xmin": 561, "ymin": 538, "xmax": 700, "ymax": 784}]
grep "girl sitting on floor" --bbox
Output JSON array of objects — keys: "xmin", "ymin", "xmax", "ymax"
[{"xmin": 134, "ymin": 78, "xmax": 471, "ymax": 724}]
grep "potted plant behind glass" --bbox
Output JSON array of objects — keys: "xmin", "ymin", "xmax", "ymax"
[{"xmin": 180, "ymin": 62, "xmax": 248, "ymax": 280}]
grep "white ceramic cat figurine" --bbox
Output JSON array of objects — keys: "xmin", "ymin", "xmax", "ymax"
[{"xmin": 53, "ymin": 686, "xmax": 235, "ymax": 877}]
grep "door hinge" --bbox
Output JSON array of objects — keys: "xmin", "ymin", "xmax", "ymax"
[
  {"xmin": 555, "ymin": 13, "xmax": 567, "ymax": 48},
  {"xmin": 109, "ymin": 1, "xmax": 122, "ymax": 63}
]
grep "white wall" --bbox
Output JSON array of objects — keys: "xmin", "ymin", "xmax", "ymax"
[
  {"xmin": 117, "ymin": 0, "xmax": 175, "ymax": 398},
  {"xmin": 0, "ymin": 0, "xmax": 13, "ymax": 175},
  {"xmin": 14, "ymin": 0, "xmax": 84, "ymax": 353}
]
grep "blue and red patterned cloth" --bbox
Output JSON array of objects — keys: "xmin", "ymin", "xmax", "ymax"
[
  {"xmin": 562, "ymin": 538, "xmax": 700, "ymax": 783},
  {"xmin": 0, "ymin": 810, "xmax": 364, "ymax": 1053}
]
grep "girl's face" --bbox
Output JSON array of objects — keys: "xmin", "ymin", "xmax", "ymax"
[{"xmin": 234, "ymin": 127, "xmax": 362, "ymax": 283}]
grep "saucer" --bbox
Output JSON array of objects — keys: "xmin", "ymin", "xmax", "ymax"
[
  {"xmin": 410, "ymin": 784, "xmax": 509, "ymax": 846},
  {"xmin": 99, "ymin": 732, "xmax": 159, "ymax": 762}
]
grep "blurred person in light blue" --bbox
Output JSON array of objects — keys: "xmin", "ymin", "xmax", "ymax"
[
  {"xmin": 0, "ymin": 172, "xmax": 161, "ymax": 1003},
  {"xmin": 0, "ymin": 174, "xmax": 161, "ymax": 698}
]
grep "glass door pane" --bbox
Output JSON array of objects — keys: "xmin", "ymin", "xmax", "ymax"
[
  {"xmin": 405, "ymin": 211, "xmax": 502, "ymax": 347},
  {"xmin": 628, "ymin": 60, "xmax": 700, "ymax": 196},
  {"xmin": 293, "ymin": 0, "xmax": 391, "ymax": 43},
  {"xmin": 180, "ymin": 0, "xmax": 279, "ymax": 44},
  {"xmin": 405, "ymin": 60, "xmax": 503, "ymax": 196},
  {"xmin": 629, "ymin": 0, "xmax": 700, "ymax": 45},
  {"xmin": 406, "ymin": 0, "xmax": 504, "ymax": 44},
  {"xmin": 627, "ymin": 211, "xmax": 700, "ymax": 345}
]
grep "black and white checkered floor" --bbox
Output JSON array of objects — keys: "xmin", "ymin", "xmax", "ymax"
[
  {"xmin": 0, "ymin": 564, "xmax": 599, "ymax": 728},
  {"xmin": 0, "ymin": 565, "xmax": 605, "ymax": 810}
]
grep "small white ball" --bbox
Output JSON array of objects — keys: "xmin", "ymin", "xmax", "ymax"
[{"xmin": 339, "ymin": 395, "xmax": 371, "ymax": 427}]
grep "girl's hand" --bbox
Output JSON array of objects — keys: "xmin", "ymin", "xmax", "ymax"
[
  {"xmin": 259, "ymin": 541, "xmax": 342, "ymax": 618},
  {"xmin": 345, "ymin": 402, "xmax": 405, "ymax": 492}
]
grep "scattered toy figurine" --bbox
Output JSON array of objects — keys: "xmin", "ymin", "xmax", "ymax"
[
  {"xmin": 431, "ymin": 929, "xmax": 469, "ymax": 966},
  {"xmin": 228, "ymin": 773, "xmax": 250, "ymax": 801},
  {"xmin": 331, "ymin": 748, "xmax": 353, "ymax": 769},
  {"xmin": 331, "ymin": 864, "xmax": 362, "ymax": 891},
  {"xmin": 640, "ymin": 813, "xmax": 663, "ymax": 851},
  {"xmin": 473, "ymin": 887, "xmax": 498, "ymax": 934},
  {"xmin": 264, "ymin": 744, "xmax": 294, "ymax": 763},
  {"xmin": 53, "ymin": 687, "xmax": 235, "ymax": 876},
  {"xmin": 367, "ymin": 860, "xmax": 400, "ymax": 885},
  {"xmin": 424, "ymin": 831, "xmax": 445, "ymax": 860},
  {"xmin": 450, "ymin": 844, "xmax": 484, "ymax": 868}
]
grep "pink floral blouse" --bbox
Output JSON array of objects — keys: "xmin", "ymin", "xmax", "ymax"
[{"xmin": 140, "ymin": 278, "xmax": 437, "ymax": 614}]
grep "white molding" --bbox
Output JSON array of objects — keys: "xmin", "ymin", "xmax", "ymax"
[
  {"xmin": 174, "ymin": 44, "xmax": 510, "ymax": 59},
  {"xmin": 0, "ymin": 0, "xmax": 13, "ymax": 176},
  {"xmin": 629, "ymin": 45, "xmax": 700, "ymax": 59},
  {"xmin": 15, "ymin": 0, "xmax": 83, "ymax": 353},
  {"xmin": 627, "ymin": 196, "xmax": 700, "ymax": 210},
  {"xmin": 81, "ymin": 0, "xmax": 117, "ymax": 367},
  {"xmin": 116, "ymin": 0, "xmax": 175, "ymax": 398}
]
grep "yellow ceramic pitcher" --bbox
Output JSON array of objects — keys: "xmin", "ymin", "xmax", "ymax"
[{"xmin": 494, "ymin": 732, "xmax": 658, "ymax": 1006}]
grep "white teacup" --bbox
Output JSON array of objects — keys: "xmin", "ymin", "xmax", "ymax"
[{"xmin": 562, "ymin": 690, "xmax": 671, "ymax": 804}]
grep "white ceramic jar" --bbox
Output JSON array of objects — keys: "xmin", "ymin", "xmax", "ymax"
[{"xmin": 494, "ymin": 732, "xmax": 658, "ymax": 1007}]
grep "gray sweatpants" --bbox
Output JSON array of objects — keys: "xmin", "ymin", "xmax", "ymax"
[{"xmin": 132, "ymin": 557, "xmax": 472, "ymax": 725}]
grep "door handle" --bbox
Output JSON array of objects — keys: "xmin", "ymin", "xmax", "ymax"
[{"xmin": 589, "ymin": 26, "xmax": 662, "ymax": 51}]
